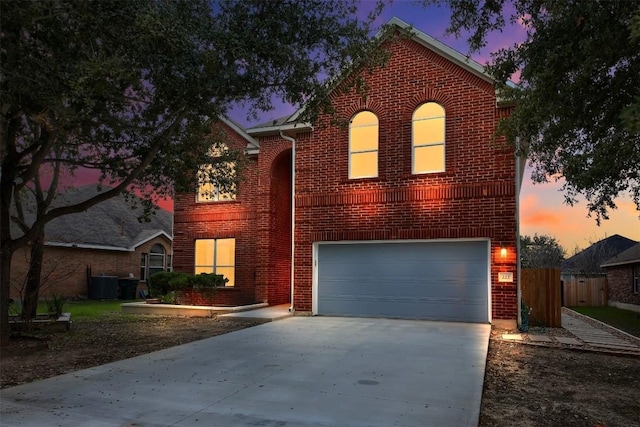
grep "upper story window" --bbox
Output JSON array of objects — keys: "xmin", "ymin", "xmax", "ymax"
[
  {"xmin": 412, "ymin": 102, "xmax": 445, "ymax": 174},
  {"xmin": 196, "ymin": 144, "xmax": 237, "ymax": 202},
  {"xmin": 349, "ymin": 111, "xmax": 378, "ymax": 179},
  {"xmin": 196, "ymin": 164, "xmax": 236, "ymax": 202}
]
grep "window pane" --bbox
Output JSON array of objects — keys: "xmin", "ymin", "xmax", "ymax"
[
  {"xmin": 197, "ymin": 181, "xmax": 216, "ymax": 202},
  {"xmin": 350, "ymin": 125, "xmax": 378, "ymax": 151},
  {"xmin": 195, "ymin": 266, "xmax": 214, "ymax": 274},
  {"xmin": 350, "ymin": 151, "xmax": 378, "ymax": 178},
  {"xmin": 216, "ymin": 238, "xmax": 235, "ymax": 266},
  {"xmin": 414, "ymin": 144, "xmax": 445, "ymax": 173},
  {"xmin": 149, "ymin": 253, "xmax": 164, "ymax": 267},
  {"xmin": 218, "ymin": 182, "xmax": 236, "ymax": 201},
  {"xmin": 195, "ymin": 239, "xmax": 215, "ymax": 267},
  {"xmin": 351, "ymin": 111, "xmax": 378, "ymax": 126},
  {"xmin": 414, "ymin": 103, "xmax": 445, "ymax": 120},
  {"xmin": 150, "ymin": 244, "xmax": 164, "ymax": 254},
  {"xmin": 413, "ymin": 117, "xmax": 444, "ymax": 145},
  {"xmin": 215, "ymin": 267, "xmax": 235, "ymax": 287}
]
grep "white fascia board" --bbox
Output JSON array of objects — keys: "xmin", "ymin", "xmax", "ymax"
[
  {"xmin": 219, "ymin": 117, "xmax": 261, "ymax": 152},
  {"xmin": 246, "ymin": 122, "xmax": 313, "ymax": 137},
  {"xmin": 388, "ymin": 17, "xmax": 493, "ymax": 84},
  {"xmin": 45, "ymin": 242, "xmax": 132, "ymax": 252},
  {"xmin": 131, "ymin": 231, "xmax": 173, "ymax": 250},
  {"xmin": 601, "ymin": 258, "xmax": 640, "ymax": 268}
]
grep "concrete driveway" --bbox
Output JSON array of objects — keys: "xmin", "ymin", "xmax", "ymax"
[{"xmin": 0, "ymin": 317, "xmax": 490, "ymax": 426}]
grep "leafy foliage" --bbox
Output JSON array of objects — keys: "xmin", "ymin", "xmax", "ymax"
[
  {"xmin": 520, "ymin": 234, "xmax": 565, "ymax": 269},
  {"xmin": 0, "ymin": 0, "xmax": 387, "ymax": 344},
  {"xmin": 148, "ymin": 272, "xmax": 227, "ymax": 298},
  {"xmin": 421, "ymin": 0, "xmax": 640, "ymax": 220}
]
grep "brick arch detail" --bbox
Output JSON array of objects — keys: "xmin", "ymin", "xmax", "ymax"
[
  {"xmin": 257, "ymin": 138, "xmax": 293, "ymax": 187},
  {"xmin": 408, "ymin": 88, "xmax": 452, "ymax": 118},
  {"xmin": 344, "ymin": 96, "xmax": 385, "ymax": 121}
]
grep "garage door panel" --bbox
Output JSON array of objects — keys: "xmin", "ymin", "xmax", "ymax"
[{"xmin": 317, "ymin": 241, "xmax": 489, "ymax": 322}]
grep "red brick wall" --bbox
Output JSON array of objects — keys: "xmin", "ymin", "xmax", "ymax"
[
  {"xmin": 10, "ymin": 236, "xmax": 172, "ymax": 299},
  {"xmin": 173, "ymin": 122, "xmax": 294, "ymax": 306},
  {"xmin": 173, "ymin": 37, "xmax": 519, "ymax": 319},
  {"xmin": 268, "ymin": 150, "xmax": 292, "ymax": 304},
  {"xmin": 292, "ymin": 37, "xmax": 518, "ymax": 319},
  {"xmin": 607, "ymin": 264, "xmax": 640, "ymax": 306}
]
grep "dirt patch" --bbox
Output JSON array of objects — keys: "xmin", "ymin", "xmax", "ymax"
[
  {"xmin": 0, "ymin": 314, "xmax": 265, "ymax": 389},
  {"xmin": 480, "ymin": 327, "xmax": 640, "ymax": 427},
  {"xmin": 1, "ymin": 314, "xmax": 639, "ymax": 426}
]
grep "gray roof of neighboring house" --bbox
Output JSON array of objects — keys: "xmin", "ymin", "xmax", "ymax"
[
  {"xmin": 561, "ymin": 234, "xmax": 638, "ymax": 274},
  {"xmin": 601, "ymin": 242, "xmax": 640, "ymax": 268},
  {"xmin": 12, "ymin": 185, "xmax": 172, "ymax": 251}
]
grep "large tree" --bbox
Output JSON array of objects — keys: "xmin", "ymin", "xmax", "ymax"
[
  {"xmin": 0, "ymin": 0, "xmax": 386, "ymax": 345},
  {"xmin": 422, "ymin": 0, "xmax": 640, "ymax": 220},
  {"xmin": 520, "ymin": 234, "xmax": 565, "ymax": 269}
]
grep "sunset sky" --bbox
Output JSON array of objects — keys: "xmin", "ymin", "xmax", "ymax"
[
  {"xmin": 72, "ymin": 1, "xmax": 639, "ymax": 254},
  {"xmin": 226, "ymin": 1, "xmax": 639, "ymax": 254}
]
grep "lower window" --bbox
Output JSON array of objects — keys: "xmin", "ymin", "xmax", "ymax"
[{"xmin": 195, "ymin": 238, "xmax": 235, "ymax": 286}]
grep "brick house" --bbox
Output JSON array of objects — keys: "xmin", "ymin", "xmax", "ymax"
[
  {"xmin": 173, "ymin": 18, "xmax": 522, "ymax": 322},
  {"xmin": 10, "ymin": 185, "xmax": 172, "ymax": 300},
  {"xmin": 601, "ymin": 243, "xmax": 640, "ymax": 312}
]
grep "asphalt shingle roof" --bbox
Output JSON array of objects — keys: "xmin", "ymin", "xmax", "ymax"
[
  {"xmin": 12, "ymin": 185, "xmax": 171, "ymax": 250},
  {"xmin": 561, "ymin": 234, "xmax": 637, "ymax": 274},
  {"xmin": 601, "ymin": 242, "xmax": 640, "ymax": 267}
]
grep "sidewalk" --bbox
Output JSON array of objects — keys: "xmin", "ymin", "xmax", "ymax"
[{"xmin": 501, "ymin": 308, "xmax": 640, "ymax": 355}]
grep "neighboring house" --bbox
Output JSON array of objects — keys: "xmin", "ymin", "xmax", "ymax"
[
  {"xmin": 561, "ymin": 234, "xmax": 637, "ymax": 280},
  {"xmin": 173, "ymin": 18, "xmax": 522, "ymax": 323},
  {"xmin": 601, "ymin": 243, "xmax": 640, "ymax": 312},
  {"xmin": 10, "ymin": 185, "xmax": 172, "ymax": 299}
]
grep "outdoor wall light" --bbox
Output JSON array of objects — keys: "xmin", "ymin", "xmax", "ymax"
[{"xmin": 500, "ymin": 247, "xmax": 507, "ymax": 258}]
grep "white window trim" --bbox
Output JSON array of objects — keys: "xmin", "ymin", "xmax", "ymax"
[
  {"xmin": 194, "ymin": 238, "xmax": 235, "ymax": 287},
  {"xmin": 349, "ymin": 112, "xmax": 379, "ymax": 179},
  {"xmin": 412, "ymin": 103, "xmax": 446, "ymax": 175}
]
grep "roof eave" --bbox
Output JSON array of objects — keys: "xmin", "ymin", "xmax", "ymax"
[
  {"xmin": 246, "ymin": 122, "xmax": 313, "ymax": 137},
  {"xmin": 601, "ymin": 258, "xmax": 640, "ymax": 268},
  {"xmin": 45, "ymin": 241, "xmax": 132, "ymax": 252}
]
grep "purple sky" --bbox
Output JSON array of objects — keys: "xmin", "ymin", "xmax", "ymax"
[
  {"xmin": 73, "ymin": 1, "xmax": 638, "ymax": 252},
  {"xmin": 225, "ymin": 1, "xmax": 639, "ymax": 253}
]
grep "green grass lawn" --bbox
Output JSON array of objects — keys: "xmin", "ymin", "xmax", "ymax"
[
  {"xmin": 571, "ymin": 306, "xmax": 640, "ymax": 339},
  {"xmin": 25, "ymin": 299, "xmax": 139, "ymax": 319},
  {"xmin": 64, "ymin": 299, "xmax": 135, "ymax": 319}
]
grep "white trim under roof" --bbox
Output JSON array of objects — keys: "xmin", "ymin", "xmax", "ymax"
[
  {"xmin": 45, "ymin": 230, "xmax": 172, "ymax": 253},
  {"xmin": 601, "ymin": 258, "xmax": 640, "ymax": 268},
  {"xmin": 219, "ymin": 117, "xmax": 261, "ymax": 153},
  {"xmin": 246, "ymin": 121, "xmax": 313, "ymax": 137}
]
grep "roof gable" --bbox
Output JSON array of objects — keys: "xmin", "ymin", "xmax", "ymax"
[
  {"xmin": 562, "ymin": 234, "xmax": 638, "ymax": 274},
  {"xmin": 601, "ymin": 242, "xmax": 640, "ymax": 268}
]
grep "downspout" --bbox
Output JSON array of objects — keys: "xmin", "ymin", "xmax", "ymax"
[
  {"xmin": 515, "ymin": 136, "xmax": 524, "ymax": 328},
  {"xmin": 280, "ymin": 131, "xmax": 296, "ymax": 313}
]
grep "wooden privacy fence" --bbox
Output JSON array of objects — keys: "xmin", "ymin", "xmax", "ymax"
[
  {"xmin": 562, "ymin": 277, "xmax": 608, "ymax": 307},
  {"xmin": 521, "ymin": 268, "xmax": 561, "ymax": 328}
]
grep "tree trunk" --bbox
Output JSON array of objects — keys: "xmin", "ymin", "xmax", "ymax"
[
  {"xmin": 21, "ymin": 230, "xmax": 45, "ymax": 320},
  {"xmin": 0, "ymin": 245, "xmax": 12, "ymax": 347}
]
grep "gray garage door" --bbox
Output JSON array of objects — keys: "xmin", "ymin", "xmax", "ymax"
[{"xmin": 317, "ymin": 241, "xmax": 489, "ymax": 323}]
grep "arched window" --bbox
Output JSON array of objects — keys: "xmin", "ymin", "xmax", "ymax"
[
  {"xmin": 412, "ymin": 103, "xmax": 445, "ymax": 174},
  {"xmin": 141, "ymin": 244, "xmax": 166, "ymax": 281},
  {"xmin": 349, "ymin": 111, "xmax": 378, "ymax": 179}
]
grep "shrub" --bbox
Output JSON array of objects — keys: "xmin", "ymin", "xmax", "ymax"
[
  {"xmin": 189, "ymin": 273, "xmax": 227, "ymax": 290},
  {"xmin": 44, "ymin": 294, "xmax": 67, "ymax": 318},
  {"xmin": 148, "ymin": 271, "xmax": 227, "ymax": 298}
]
